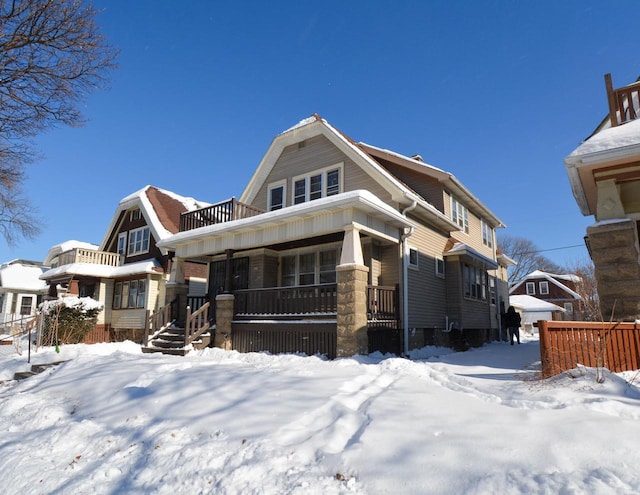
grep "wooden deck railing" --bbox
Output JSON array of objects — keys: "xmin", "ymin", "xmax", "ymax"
[
  {"xmin": 185, "ymin": 302, "xmax": 211, "ymax": 347},
  {"xmin": 539, "ymin": 320, "xmax": 640, "ymax": 378},
  {"xmin": 234, "ymin": 284, "xmax": 337, "ymax": 316},
  {"xmin": 180, "ymin": 198, "xmax": 265, "ymax": 232},
  {"xmin": 605, "ymin": 73, "xmax": 640, "ymax": 127},
  {"xmin": 144, "ymin": 299, "xmax": 177, "ymax": 345},
  {"xmin": 58, "ymin": 248, "xmax": 121, "ymax": 267}
]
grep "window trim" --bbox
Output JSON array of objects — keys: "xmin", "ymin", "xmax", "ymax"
[
  {"xmin": 279, "ymin": 248, "xmax": 339, "ymax": 286},
  {"xmin": 451, "ymin": 196, "xmax": 470, "ymax": 234},
  {"xmin": 481, "ymin": 219, "xmax": 493, "ymax": 248},
  {"xmin": 526, "ymin": 282, "xmax": 535, "ymax": 295},
  {"xmin": 408, "ymin": 247, "xmax": 419, "ymax": 269},
  {"xmin": 20, "ymin": 296, "xmax": 33, "ymax": 315},
  {"xmin": 117, "ymin": 232, "xmax": 127, "ymax": 257},
  {"xmin": 539, "ymin": 281, "xmax": 549, "ymax": 295},
  {"xmin": 128, "ymin": 226, "xmax": 150, "ymax": 256},
  {"xmin": 267, "ymin": 180, "xmax": 286, "ymax": 211},
  {"xmin": 291, "ymin": 163, "xmax": 343, "ymax": 205},
  {"xmin": 435, "ymin": 257, "xmax": 445, "ymax": 278},
  {"xmin": 463, "ymin": 263, "xmax": 487, "ymax": 301},
  {"xmin": 113, "ymin": 278, "xmax": 148, "ymax": 309}
]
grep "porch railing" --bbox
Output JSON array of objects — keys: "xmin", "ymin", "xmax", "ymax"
[
  {"xmin": 185, "ymin": 302, "xmax": 211, "ymax": 347},
  {"xmin": 606, "ymin": 73, "xmax": 640, "ymax": 127},
  {"xmin": 180, "ymin": 197, "xmax": 265, "ymax": 232},
  {"xmin": 234, "ymin": 284, "xmax": 338, "ymax": 316},
  {"xmin": 367, "ymin": 285, "xmax": 399, "ymax": 322},
  {"xmin": 144, "ymin": 299, "xmax": 177, "ymax": 345},
  {"xmin": 57, "ymin": 248, "xmax": 121, "ymax": 267}
]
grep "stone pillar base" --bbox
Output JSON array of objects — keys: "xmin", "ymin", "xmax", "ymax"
[
  {"xmin": 215, "ymin": 294, "xmax": 235, "ymax": 350},
  {"xmin": 587, "ymin": 220, "xmax": 640, "ymax": 321},
  {"xmin": 337, "ymin": 263, "xmax": 370, "ymax": 357}
]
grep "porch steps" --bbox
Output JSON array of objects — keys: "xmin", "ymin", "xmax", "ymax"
[
  {"xmin": 12, "ymin": 361, "xmax": 68, "ymax": 381},
  {"xmin": 142, "ymin": 325, "xmax": 211, "ymax": 356}
]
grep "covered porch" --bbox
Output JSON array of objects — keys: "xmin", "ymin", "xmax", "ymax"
[{"xmin": 157, "ymin": 190, "xmax": 412, "ymax": 357}]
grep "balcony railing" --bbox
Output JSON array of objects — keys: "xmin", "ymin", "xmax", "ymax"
[
  {"xmin": 180, "ymin": 198, "xmax": 265, "ymax": 232},
  {"xmin": 57, "ymin": 248, "xmax": 121, "ymax": 267},
  {"xmin": 606, "ymin": 73, "xmax": 640, "ymax": 127}
]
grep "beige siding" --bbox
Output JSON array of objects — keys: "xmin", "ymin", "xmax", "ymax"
[
  {"xmin": 252, "ymin": 135, "xmax": 394, "ymax": 211},
  {"xmin": 111, "ymin": 309, "xmax": 146, "ymax": 329},
  {"xmin": 375, "ymin": 160, "xmax": 445, "ymax": 212},
  {"xmin": 98, "ymin": 279, "xmax": 113, "ymax": 325},
  {"xmin": 148, "ymin": 277, "xmax": 161, "ymax": 311}
]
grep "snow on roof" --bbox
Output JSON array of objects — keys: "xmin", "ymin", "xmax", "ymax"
[
  {"xmin": 569, "ymin": 118, "xmax": 640, "ymax": 157},
  {"xmin": 43, "ymin": 241, "xmax": 100, "ymax": 267},
  {"xmin": 526, "ymin": 269, "xmax": 581, "ymax": 284},
  {"xmin": 443, "ymin": 242, "xmax": 499, "ymax": 269},
  {"xmin": 280, "ymin": 114, "xmax": 322, "ymax": 134},
  {"xmin": 0, "ymin": 263, "xmax": 48, "ymax": 291},
  {"xmin": 509, "ymin": 294, "xmax": 566, "ymax": 312},
  {"xmin": 40, "ymin": 259, "xmax": 161, "ymax": 280}
]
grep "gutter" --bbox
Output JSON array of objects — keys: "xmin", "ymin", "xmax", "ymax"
[{"xmin": 400, "ymin": 197, "xmax": 417, "ymax": 356}]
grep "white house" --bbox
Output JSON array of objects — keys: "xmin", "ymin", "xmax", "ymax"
[{"xmin": 0, "ymin": 260, "xmax": 49, "ymax": 330}]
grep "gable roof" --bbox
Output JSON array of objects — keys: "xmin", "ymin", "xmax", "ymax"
[
  {"xmin": 509, "ymin": 270, "xmax": 581, "ymax": 299},
  {"xmin": 357, "ymin": 143, "xmax": 505, "ymax": 229},
  {"xmin": 100, "ymin": 185, "xmax": 209, "ymax": 253},
  {"xmin": 239, "ymin": 114, "xmax": 471, "ymax": 233}
]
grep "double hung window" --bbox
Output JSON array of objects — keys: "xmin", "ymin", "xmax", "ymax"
[
  {"xmin": 291, "ymin": 165, "xmax": 342, "ymax": 205},
  {"xmin": 113, "ymin": 278, "xmax": 147, "ymax": 309},
  {"xmin": 281, "ymin": 249, "xmax": 338, "ymax": 286},
  {"xmin": 128, "ymin": 227, "xmax": 150, "ymax": 256},
  {"xmin": 451, "ymin": 197, "xmax": 469, "ymax": 234}
]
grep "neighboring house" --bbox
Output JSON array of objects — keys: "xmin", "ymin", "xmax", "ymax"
[
  {"xmin": 40, "ymin": 186, "xmax": 209, "ymax": 342},
  {"xmin": 157, "ymin": 114, "xmax": 509, "ymax": 357},
  {"xmin": 509, "ymin": 294, "xmax": 567, "ymax": 334},
  {"xmin": 509, "ymin": 270, "xmax": 583, "ymax": 320},
  {"xmin": 565, "ymin": 73, "xmax": 640, "ymax": 321},
  {"xmin": 0, "ymin": 260, "xmax": 49, "ymax": 330}
]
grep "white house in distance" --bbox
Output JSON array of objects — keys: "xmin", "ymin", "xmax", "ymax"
[{"xmin": 0, "ymin": 259, "xmax": 49, "ymax": 329}]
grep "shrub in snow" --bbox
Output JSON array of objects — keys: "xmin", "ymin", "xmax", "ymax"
[{"xmin": 39, "ymin": 297, "xmax": 104, "ymax": 345}]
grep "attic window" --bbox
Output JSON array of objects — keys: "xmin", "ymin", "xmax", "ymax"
[{"xmin": 130, "ymin": 209, "xmax": 141, "ymax": 221}]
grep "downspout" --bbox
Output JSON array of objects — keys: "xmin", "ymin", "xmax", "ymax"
[{"xmin": 401, "ymin": 199, "xmax": 417, "ymax": 356}]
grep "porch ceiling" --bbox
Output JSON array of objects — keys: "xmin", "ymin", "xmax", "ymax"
[{"xmin": 158, "ymin": 190, "xmax": 414, "ymax": 259}]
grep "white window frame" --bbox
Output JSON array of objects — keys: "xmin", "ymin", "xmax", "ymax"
[
  {"xmin": 291, "ymin": 163, "xmax": 343, "ymax": 205},
  {"xmin": 113, "ymin": 278, "xmax": 147, "ymax": 309},
  {"xmin": 128, "ymin": 226, "xmax": 150, "ymax": 256},
  {"xmin": 481, "ymin": 220, "xmax": 493, "ymax": 248},
  {"xmin": 130, "ymin": 209, "xmax": 141, "ymax": 221},
  {"xmin": 451, "ymin": 196, "xmax": 469, "ymax": 234},
  {"xmin": 117, "ymin": 232, "xmax": 127, "ymax": 257},
  {"xmin": 539, "ymin": 281, "xmax": 549, "ymax": 295},
  {"xmin": 435, "ymin": 257, "xmax": 445, "ymax": 278},
  {"xmin": 564, "ymin": 302, "xmax": 574, "ymax": 313},
  {"xmin": 268, "ymin": 181, "xmax": 286, "ymax": 211},
  {"xmin": 408, "ymin": 247, "xmax": 419, "ymax": 269},
  {"xmin": 526, "ymin": 282, "xmax": 535, "ymax": 295}
]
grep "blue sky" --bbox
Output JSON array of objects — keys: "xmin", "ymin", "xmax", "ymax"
[{"xmin": 5, "ymin": 1, "xmax": 640, "ymax": 267}]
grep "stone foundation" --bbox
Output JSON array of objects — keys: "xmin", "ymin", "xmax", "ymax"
[
  {"xmin": 214, "ymin": 294, "xmax": 234, "ymax": 350},
  {"xmin": 587, "ymin": 220, "xmax": 640, "ymax": 321},
  {"xmin": 336, "ymin": 263, "xmax": 369, "ymax": 356}
]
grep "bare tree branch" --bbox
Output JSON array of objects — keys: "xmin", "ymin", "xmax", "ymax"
[
  {"xmin": 0, "ymin": 0, "xmax": 118, "ymax": 245},
  {"xmin": 497, "ymin": 234, "xmax": 563, "ymax": 285}
]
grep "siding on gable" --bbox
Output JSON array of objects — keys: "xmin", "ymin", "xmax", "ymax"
[
  {"xmin": 251, "ymin": 134, "xmax": 394, "ymax": 211},
  {"xmin": 444, "ymin": 190, "xmax": 495, "ymax": 259}
]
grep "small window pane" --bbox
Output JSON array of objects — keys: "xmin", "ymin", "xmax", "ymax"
[
  {"xmin": 137, "ymin": 279, "xmax": 146, "ymax": 308},
  {"xmin": 310, "ymin": 175, "xmax": 322, "ymax": 200},
  {"xmin": 294, "ymin": 179, "xmax": 306, "ymax": 204},
  {"xmin": 281, "ymin": 255, "xmax": 296, "ymax": 286},
  {"xmin": 327, "ymin": 169, "xmax": 340, "ymax": 196},
  {"xmin": 270, "ymin": 186, "xmax": 284, "ymax": 211},
  {"xmin": 128, "ymin": 280, "xmax": 138, "ymax": 308},
  {"xmin": 113, "ymin": 282, "xmax": 122, "ymax": 309},
  {"xmin": 121, "ymin": 282, "xmax": 130, "ymax": 309},
  {"xmin": 299, "ymin": 253, "xmax": 315, "ymax": 285}
]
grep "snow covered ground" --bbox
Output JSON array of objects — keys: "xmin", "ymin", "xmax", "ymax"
[{"xmin": 1, "ymin": 334, "xmax": 639, "ymax": 494}]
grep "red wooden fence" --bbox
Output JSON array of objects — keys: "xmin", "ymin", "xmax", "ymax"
[{"xmin": 538, "ymin": 320, "xmax": 640, "ymax": 378}]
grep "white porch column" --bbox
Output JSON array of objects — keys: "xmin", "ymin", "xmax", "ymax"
[
  {"xmin": 340, "ymin": 226, "xmax": 364, "ymax": 266},
  {"xmin": 596, "ymin": 179, "xmax": 625, "ymax": 221},
  {"xmin": 169, "ymin": 257, "xmax": 186, "ymax": 284}
]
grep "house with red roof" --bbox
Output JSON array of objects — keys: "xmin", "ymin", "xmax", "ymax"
[{"xmin": 40, "ymin": 186, "xmax": 209, "ymax": 343}]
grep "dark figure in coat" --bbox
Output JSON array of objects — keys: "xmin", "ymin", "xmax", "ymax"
[{"xmin": 504, "ymin": 306, "xmax": 521, "ymax": 345}]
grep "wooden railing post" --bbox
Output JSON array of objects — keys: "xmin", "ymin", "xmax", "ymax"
[{"xmin": 605, "ymin": 73, "xmax": 619, "ymax": 127}]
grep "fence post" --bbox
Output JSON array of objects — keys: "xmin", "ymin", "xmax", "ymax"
[{"xmin": 538, "ymin": 320, "xmax": 551, "ymax": 378}]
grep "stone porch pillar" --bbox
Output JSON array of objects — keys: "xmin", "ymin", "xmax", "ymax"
[
  {"xmin": 587, "ymin": 219, "xmax": 640, "ymax": 321},
  {"xmin": 214, "ymin": 293, "xmax": 235, "ymax": 350},
  {"xmin": 336, "ymin": 226, "xmax": 369, "ymax": 356}
]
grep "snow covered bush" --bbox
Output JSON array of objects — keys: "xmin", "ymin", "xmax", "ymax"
[{"xmin": 39, "ymin": 297, "xmax": 104, "ymax": 345}]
